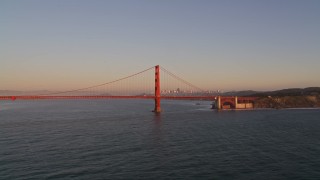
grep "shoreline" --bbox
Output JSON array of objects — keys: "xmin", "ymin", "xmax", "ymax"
[{"xmin": 215, "ymin": 107, "xmax": 320, "ymax": 111}]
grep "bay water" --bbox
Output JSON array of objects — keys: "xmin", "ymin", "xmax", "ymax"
[{"xmin": 1, "ymin": 100, "xmax": 319, "ymax": 179}]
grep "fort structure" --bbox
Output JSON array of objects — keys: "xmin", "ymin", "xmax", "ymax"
[{"xmin": 215, "ymin": 96, "xmax": 256, "ymax": 110}]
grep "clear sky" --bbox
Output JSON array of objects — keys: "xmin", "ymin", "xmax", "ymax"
[{"xmin": 1, "ymin": 0, "xmax": 320, "ymax": 91}]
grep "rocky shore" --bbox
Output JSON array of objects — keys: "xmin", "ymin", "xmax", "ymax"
[{"xmin": 254, "ymin": 95, "xmax": 320, "ymax": 109}]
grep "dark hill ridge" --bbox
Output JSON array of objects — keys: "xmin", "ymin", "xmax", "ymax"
[
  {"xmin": 220, "ymin": 90, "xmax": 259, "ymax": 96},
  {"xmin": 246, "ymin": 87, "xmax": 320, "ymax": 109},
  {"xmin": 216, "ymin": 87, "xmax": 320, "ymax": 97},
  {"xmin": 249, "ymin": 87, "xmax": 320, "ymax": 97},
  {"xmin": 220, "ymin": 87, "xmax": 320, "ymax": 108}
]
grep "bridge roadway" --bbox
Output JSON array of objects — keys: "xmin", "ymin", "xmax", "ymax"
[
  {"xmin": 0, "ymin": 95, "xmax": 258, "ymax": 111},
  {"xmin": 0, "ymin": 95, "xmax": 219, "ymax": 101}
]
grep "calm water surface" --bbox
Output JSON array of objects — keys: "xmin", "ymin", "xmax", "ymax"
[{"xmin": 0, "ymin": 100, "xmax": 320, "ymax": 179}]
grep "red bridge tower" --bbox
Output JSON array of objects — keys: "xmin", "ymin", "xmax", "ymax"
[{"xmin": 154, "ymin": 65, "xmax": 161, "ymax": 113}]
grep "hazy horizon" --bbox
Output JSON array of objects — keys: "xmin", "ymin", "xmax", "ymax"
[
  {"xmin": 1, "ymin": 86, "xmax": 319, "ymax": 95},
  {"xmin": 1, "ymin": 0, "xmax": 320, "ymax": 91}
]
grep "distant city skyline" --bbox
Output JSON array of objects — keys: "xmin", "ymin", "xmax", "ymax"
[{"xmin": 1, "ymin": 0, "xmax": 320, "ymax": 91}]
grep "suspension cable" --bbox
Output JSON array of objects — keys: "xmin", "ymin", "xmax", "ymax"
[
  {"xmin": 37, "ymin": 66, "xmax": 155, "ymax": 96},
  {"xmin": 160, "ymin": 66, "xmax": 205, "ymax": 92}
]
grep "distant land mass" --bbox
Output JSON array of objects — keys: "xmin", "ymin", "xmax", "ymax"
[
  {"xmin": 219, "ymin": 87, "xmax": 320, "ymax": 108},
  {"xmin": 249, "ymin": 87, "xmax": 320, "ymax": 109},
  {"xmin": 0, "ymin": 90, "xmax": 111, "ymax": 96},
  {"xmin": 216, "ymin": 87, "xmax": 320, "ymax": 97},
  {"xmin": 249, "ymin": 87, "xmax": 320, "ymax": 97},
  {"xmin": 0, "ymin": 90, "xmax": 53, "ymax": 96}
]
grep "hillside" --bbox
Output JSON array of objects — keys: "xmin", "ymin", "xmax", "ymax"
[
  {"xmin": 254, "ymin": 95, "xmax": 320, "ymax": 108},
  {"xmin": 221, "ymin": 87, "xmax": 320, "ymax": 108},
  {"xmin": 250, "ymin": 87, "xmax": 320, "ymax": 97}
]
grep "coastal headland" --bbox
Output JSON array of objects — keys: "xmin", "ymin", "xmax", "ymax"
[
  {"xmin": 214, "ymin": 87, "xmax": 320, "ymax": 109},
  {"xmin": 254, "ymin": 96, "xmax": 320, "ymax": 109}
]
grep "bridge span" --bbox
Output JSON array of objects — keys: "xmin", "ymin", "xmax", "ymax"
[
  {"xmin": 0, "ymin": 95, "xmax": 257, "ymax": 110},
  {"xmin": 0, "ymin": 65, "xmax": 257, "ymax": 112}
]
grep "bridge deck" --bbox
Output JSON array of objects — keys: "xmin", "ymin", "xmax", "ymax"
[
  {"xmin": 0, "ymin": 96, "xmax": 218, "ymax": 101},
  {"xmin": 0, "ymin": 96, "xmax": 257, "ymax": 101}
]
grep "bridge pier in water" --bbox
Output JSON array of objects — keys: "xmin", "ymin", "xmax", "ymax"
[
  {"xmin": 154, "ymin": 65, "xmax": 161, "ymax": 113},
  {"xmin": 216, "ymin": 96, "xmax": 221, "ymax": 110}
]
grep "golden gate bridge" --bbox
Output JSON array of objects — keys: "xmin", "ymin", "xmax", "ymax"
[{"xmin": 0, "ymin": 65, "xmax": 256, "ymax": 111}]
